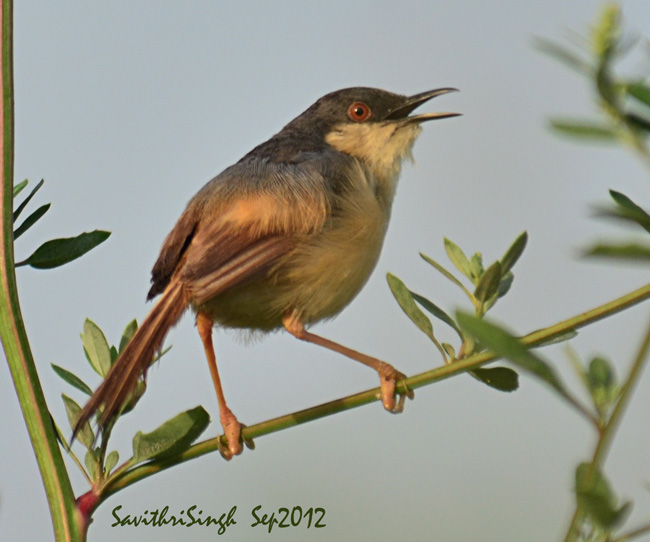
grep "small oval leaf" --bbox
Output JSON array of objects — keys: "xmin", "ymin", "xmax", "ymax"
[
  {"xmin": 474, "ymin": 261, "xmax": 502, "ymax": 305},
  {"xmin": 81, "ymin": 318, "xmax": 112, "ymax": 377},
  {"xmin": 132, "ymin": 406, "xmax": 210, "ymax": 463},
  {"xmin": 104, "ymin": 450, "xmax": 119, "ymax": 475},
  {"xmin": 84, "ymin": 449, "xmax": 100, "ymax": 482},
  {"xmin": 470, "ymin": 367, "xmax": 519, "ymax": 392},
  {"xmin": 62, "ymin": 394, "xmax": 95, "ymax": 450},
  {"xmin": 575, "ymin": 462, "xmax": 631, "ymax": 529},
  {"xmin": 119, "ymin": 319, "xmax": 138, "ymax": 354},
  {"xmin": 387, "ymin": 273, "xmax": 435, "ymax": 341},
  {"xmin": 444, "ymin": 238, "xmax": 473, "ymax": 280},
  {"xmin": 497, "ymin": 271, "xmax": 514, "ymax": 299},
  {"xmin": 500, "ymin": 231, "xmax": 528, "ymax": 274}
]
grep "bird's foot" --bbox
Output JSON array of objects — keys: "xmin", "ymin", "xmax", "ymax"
[
  {"xmin": 376, "ymin": 362, "xmax": 414, "ymax": 413},
  {"xmin": 217, "ymin": 409, "xmax": 255, "ymax": 460}
]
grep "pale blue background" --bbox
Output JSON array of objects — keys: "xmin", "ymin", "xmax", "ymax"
[{"xmin": 2, "ymin": 1, "xmax": 650, "ymax": 541}]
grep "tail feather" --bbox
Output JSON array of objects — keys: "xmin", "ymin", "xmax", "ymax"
[{"xmin": 72, "ymin": 279, "xmax": 188, "ymax": 441}]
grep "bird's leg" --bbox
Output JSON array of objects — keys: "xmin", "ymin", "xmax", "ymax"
[
  {"xmin": 282, "ymin": 313, "xmax": 414, "ymax": 412},
  {"xmin": 196, "ymin": 311, "xmax": 250, "ymax": 459}
]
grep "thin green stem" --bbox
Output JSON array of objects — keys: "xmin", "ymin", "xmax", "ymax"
[
  {"xmin": 101, "ymin": 279, "xmax": 650, "ymax": 501},
  {"xmin": 563, "ymin": 311, "xmax": 650, "ymax": 542},
  {"xmin": 0, "ymin": 2, "xmax": 81, "ymax": 540}
]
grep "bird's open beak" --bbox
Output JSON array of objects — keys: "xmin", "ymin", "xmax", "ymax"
[{"xmin": 384, "ymin": 88, "xmax": 460, "ymax": 124}]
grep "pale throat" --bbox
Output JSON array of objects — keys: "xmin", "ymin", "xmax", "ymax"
[{"xmin": 325, "ymin": 121, "xmax": 422, "ymax": 207}]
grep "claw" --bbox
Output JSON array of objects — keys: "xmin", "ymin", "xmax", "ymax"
[
  {"xmin": 377, "ymin": 363, "xmax": 414, "ymax": 413},
  {"xmin": 241, "ymin": 424, "xmax": 256, "ymax": 451},
  {"xmin": 217, "ymin": 410, "xmax": 244, "ymax": 460}
]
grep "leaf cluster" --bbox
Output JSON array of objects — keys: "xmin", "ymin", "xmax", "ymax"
[
  {"xmin": 387, "ymin": 232, "xmax": 527, "ymax": 392},
  {"xmin": 51, "ymin": 318, "xmax": 208, "ymax": 496},
  {"xmin": 13, "ymin": 179, "xmax": 109, "ymax": 268},
  {"xmin": 538, "ymin": 5, "xmax": 650, "ymax": 159}
]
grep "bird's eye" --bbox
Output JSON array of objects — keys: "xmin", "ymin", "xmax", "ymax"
[{"xmin": 347, "ymin": 102, "xmax": 372, "ymax": 122}]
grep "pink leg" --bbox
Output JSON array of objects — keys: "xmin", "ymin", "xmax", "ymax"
[
  {"xmin": 197, "ymin": 312, "xmax": 246, "ymax": 459},
  {"xmin": 283, "ymin": 312, "xmax": 413, "ymax": 412}
]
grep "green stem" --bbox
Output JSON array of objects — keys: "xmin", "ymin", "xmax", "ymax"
[
  {"xmin": 0, "ymin": 2, "xmax": 81, "ymax": 540},
  {"xmin": 102, "ymin": 279, "xmax": 650, "ymax": 501},
  {"xmin": 563, "ymin": 311, "xmax": 650, "ymax": 542}
]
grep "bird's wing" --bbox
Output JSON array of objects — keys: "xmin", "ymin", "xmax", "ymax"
[{"xmin": 148, "ymin": 152, "xmax": 357, "ymax": 302}]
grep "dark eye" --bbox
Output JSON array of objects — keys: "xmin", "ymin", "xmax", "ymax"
[{"xmin": 347, "ymin": 102, "xmax": 372, "ymax": 122}]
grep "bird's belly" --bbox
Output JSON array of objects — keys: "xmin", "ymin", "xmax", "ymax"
[{"xmin": 200, "ymin": 195, "xmax": 389, "ymax": 330}]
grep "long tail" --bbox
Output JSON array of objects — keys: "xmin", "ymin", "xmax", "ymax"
[{"xmin": 73, "ymin": 278, "xmax": 188, "ymax": 441}]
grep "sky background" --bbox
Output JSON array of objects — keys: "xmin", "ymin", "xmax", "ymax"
[{"xmin": 2, "ymin": 1, "xmax": 650, "ymax": 541}]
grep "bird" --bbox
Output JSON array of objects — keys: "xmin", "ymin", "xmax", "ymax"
[{"xmin": 74, "ymin": 86, "xmax": 459, "ymax": 459}]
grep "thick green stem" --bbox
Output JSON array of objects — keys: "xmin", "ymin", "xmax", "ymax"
[
  {"xmin": 0, "ymin": 2, "xmax": 81, "ymax": 540},
  {"xmin": 102, "ymin": 280, "xmax": 650, "ymax": 501}
]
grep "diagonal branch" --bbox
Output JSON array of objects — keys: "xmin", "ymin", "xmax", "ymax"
[{"xmin": 101, "ymin": 279, "xmax": 650, "ymax": 501}]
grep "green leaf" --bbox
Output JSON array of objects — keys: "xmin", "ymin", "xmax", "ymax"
[
  {"xmin": 119, "ymin": 319, "xmax": 138, "ymax": 354},
  {"xmin": 468, "ymin": 253, "xmax": 484, "ymax": 284},
  {"xmin": 410, "ymin": 291, "xmax": 463, "ymax": 339},
  {"xmin": 13, "ymin": 179, "xmax": 28, "ymax": 198},
  {"xmin": 627, "ymin": 82, "xmax": 650, "ymax": 108},
  {"xmin": 534, "ymin": 38, "xmax": 591, "ymax": 75},
  {"xmin": 13, "ymin": 178, "xmax": 44, "ymax": 222},
  {"xmin": 444, "ymin": 238, "xmax": 473, "ymax": 281},
  {"xmin": 474, "ymin": 261, "xmax": 502, "ymax": 305},
  {"xmin": 608, "ymin": 190, "xmax": 650, "ymax": 234},
  {"xmin": 119, "ymin": 379, "xmax": 147, "ymax": 416},
  {"xmin": 387, "ymin": 274, "xmax": 435, "ymax": 341},
  {"xmin": 13, "ymin": 203, "xmax": 50, "ymax": 239},
  {"xmin": 549, "ymin": 119, "xmax": 617, "ymax": 141},
  {"xmin": 81, "ymin": 318, "xmax": 112, "ymax": 377},
  {"xmin": 84, "ymin": 449, "xmax": 99, "ymax": 482},
  {"xmin": 583, "ymin": 242, "xmax": 650, "ymax": 261},
  {"xmin": 531, "ymin": 329, "xmax": 578, "ymax": 347},
  {"xmin": 500, "ymin": 231, "xmax": 528, "ymax": 274},
  {"xmin": 51, "ymin": 363, "xmax": 93, "ymax": 396},
  {"xmin": 497, "ymin": 271, "xmax": 514, "ymax": 299},
  {"xmin": 420, "ymin": 252, "xmax": 474, "ymax": 299},
  {"xmin": 104, "ymin": 450, "xmax": 119, "ymax": 475},
  {"xmin": 575, "ymin": 463, "xmax": 631, "ymax": 529},
  {"xmin": 62, "ymin": 394, "xmax": 95, "ymax": 450},
  {"xmin": 132, "ymin": 406, "xmax": 210, "ymax": 463},
  {"xmin": 587, "ymin": 357, "xmax": 614, "ymax": 390},
  {"xmin": 16, "ymin": 230, "xmax": 110, "ymax": 269},
  {"xmin": 587, "ymin": 356, "xmax": 618, "ymax": 416},
  {"xmin": 470, "ymin": 367, "xmax": 519, "ymax": 392},
  {"xmin": 457, "ymin": 312, "xmax": 567, "ymax": 394},
  {"xmin": 442, "ymin": 343, "xmax": 456, "ymax": 360},
  {"xmin": 110, "ymin": 345, "xmax": 118, "ymax": 363}
]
